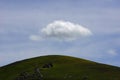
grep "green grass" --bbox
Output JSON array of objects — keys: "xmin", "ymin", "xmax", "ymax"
[{"xmin": 0, "ymin": 55, "xmax": 120, "ymax": 80}]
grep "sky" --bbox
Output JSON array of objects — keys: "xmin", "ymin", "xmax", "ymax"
[{"xmin": 0, "ymin": 0, "xmax": 120, "ymax": 67}]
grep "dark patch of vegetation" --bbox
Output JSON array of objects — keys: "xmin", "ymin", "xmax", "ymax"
[
  {"xmin": 42, "ymin": 63, "xmax": 53, "ymax": 68},
  {"xmin": 15, "ymin": 67, "xmax": 43, "ymax": 80}
]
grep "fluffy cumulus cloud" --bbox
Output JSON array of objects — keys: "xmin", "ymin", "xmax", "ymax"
[{"xmin": 30, "ymin": 20, "xmax": 92, "ymax": 41}]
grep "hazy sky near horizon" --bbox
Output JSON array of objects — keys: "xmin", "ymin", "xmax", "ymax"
[{"xmin": 0, "ymin": 0, "xmax": 120, "ymax": 67}]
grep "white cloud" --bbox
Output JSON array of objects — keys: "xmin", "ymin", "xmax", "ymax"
[
  {"xmin": 29, "ymin": 35, "xmax": 43, "ymax": 41},
  {"xmin": 42, "ymin": 20, "xmax": 92, "ymax": 41},
  {"xmin": 30, "ymin": 20, "xmax": 92, "ymax": 41},
  {"xmin": 107, "ymin": 49, "xmax": 118, "ymax": 56}
]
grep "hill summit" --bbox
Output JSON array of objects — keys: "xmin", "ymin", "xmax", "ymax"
[{"xmin": 0, "ymin": 55, "xmax": 120, "ymax": 80}]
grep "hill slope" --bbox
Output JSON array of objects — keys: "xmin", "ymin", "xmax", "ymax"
[{"xmin": 0, "ymin": 55, "xmax": 120, "ymax": 80}]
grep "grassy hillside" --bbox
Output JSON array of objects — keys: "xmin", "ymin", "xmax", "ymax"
[{"xmin": 0, "ymin": 55, "xmax": 120, "ymax": 80}]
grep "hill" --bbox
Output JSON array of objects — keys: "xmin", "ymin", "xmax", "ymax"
[{"xmin": 0, "ymin": 55, "xmax": 120, "ymax": 80}]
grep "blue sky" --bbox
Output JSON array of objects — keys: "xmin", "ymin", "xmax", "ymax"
[{"xmin": 0, "ymin": 0, "xmax": 120, "ymax": 67}]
